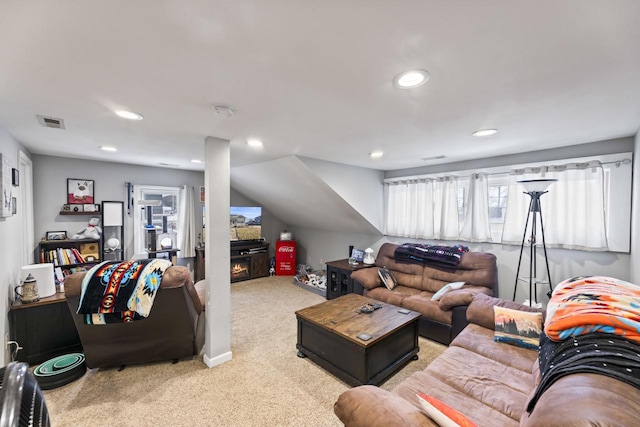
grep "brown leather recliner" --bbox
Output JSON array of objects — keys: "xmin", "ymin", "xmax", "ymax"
[{"xmin": 64, "ymin": 266, "xmax": 206, "ymax": 369}]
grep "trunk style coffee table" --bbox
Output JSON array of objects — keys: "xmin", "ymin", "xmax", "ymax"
[{"xmin": 295, "ymin": 293, "xmax": 420, "ymax": 386}]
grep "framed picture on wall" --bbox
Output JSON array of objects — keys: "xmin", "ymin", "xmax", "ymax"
[{"xmin": 67, "ymin": 178, "xmax": 94, "ymax": 204}]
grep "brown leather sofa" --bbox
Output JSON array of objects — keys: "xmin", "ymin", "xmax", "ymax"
[
  {"xmin": 64, "ymin": 266, "xmax": 206, "ymax": 369},
  {"xmin": 334, "ymin": 293, "xmax": 640, "ymax": 426},
  {"xmin": 350, "ymin": 243, "xmax": 496, "ymax": 344}
]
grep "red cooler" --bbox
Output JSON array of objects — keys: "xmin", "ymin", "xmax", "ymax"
[{"xmin": 275, "ymin": 240, "xmax": 297, "ymax": 276}]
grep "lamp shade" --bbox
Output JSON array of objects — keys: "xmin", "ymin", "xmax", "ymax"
[
  {"xmin": 20, "ymin": 263, "xmax": 56, "ymax": 298},
  {"xmin": 517, "ymin": 179, "xmax": 558, "ymax": 193}
]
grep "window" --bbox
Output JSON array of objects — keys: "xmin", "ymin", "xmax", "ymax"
[
  {"xmin": 133, "ymin": 185, "xmax": 181, "ymax": 256},
  {"xmin": 488, "ymin": 184, "xmax": 508, "ymax": 224},
  {"xmin": 383, "ymin": 152, "xmax": 631, "ymax": 252}
]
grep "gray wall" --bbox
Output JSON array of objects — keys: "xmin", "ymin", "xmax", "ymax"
[
  {"xmin": 298, "ymin": 156, "xmax": 384, "ymax": 231},
  {"xmin": 32, "ymin": 155, "xmax": 205, "ymax": 272},
  {"xmin": 0, "ymin": 126, "xmax": 31, "ymax": 365},
  {"xmin": 285, "ymin": 158, "xmax": 384, "ymax": 272}
]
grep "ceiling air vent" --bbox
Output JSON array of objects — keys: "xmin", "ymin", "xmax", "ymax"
[{"xmin": 37, "ymin": 115, "xmax": 65, "ymax": 129}]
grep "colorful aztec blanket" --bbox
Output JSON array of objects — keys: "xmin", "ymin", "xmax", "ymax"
[
  {"xmin": 544, "ymin": 276, "xmax": 640, "ymax": 344},
  {"xmin": 394, "ymin": 243, "xmax": 469, "ymax": 267},
  {"xmin": 77, "ymin": 259, "xmax": 172, "ymax": 324}
]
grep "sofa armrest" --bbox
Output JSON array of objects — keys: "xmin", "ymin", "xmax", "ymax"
[
  {"xmin": 466, "ymin": 293, "xmax": 543, "ymax": 329},
  {"xmin": 334, "ymin": 386, "xmax": 436, "ymax": 427},
  {"xmin": 350, "ymin": 267, "xmax": 382, "ymax": 290},
  {"xmin": 520, "ymin": 374, "xmax": 640, "ymax": 426},
  {"xmin": 438, "ymin": 286, "xmax": 492, "ymax": 311}
]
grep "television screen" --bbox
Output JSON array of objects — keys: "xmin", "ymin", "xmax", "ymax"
[{"xmin": 230, "ymin": 206, "xmax": 262, "ymax": 241}]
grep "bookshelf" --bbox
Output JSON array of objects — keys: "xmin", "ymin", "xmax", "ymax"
[{"xmin": 38, "ymin": 238, "xmax": 102, "ymax": 281}]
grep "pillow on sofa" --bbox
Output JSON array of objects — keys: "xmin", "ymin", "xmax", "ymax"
[
  {"xmin": 378, "ymin": 267, "xmax": 397, "ymax": 290},
  {"xmin": 416, "ymin": 393, "xmax": 477, "ymax": 427},
  {"xmin": 493, "ymin": 306, "xmax": 543, "ymax": 350},
  {"xmin": 431, "ymin": 281, "xmax": 465, "ymax": 301}
]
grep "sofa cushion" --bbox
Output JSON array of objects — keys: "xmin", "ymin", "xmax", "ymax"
[
  {"xmin": 493, "ymin": 306, "xmax": 543, "ymax": 350},
  {"xmin": 365, "ymin": 285, "xmax": 422, "ymax": 307},
  {"xmin": 452, "ymin": 324, "xmax": 537, "ymax": 373},
  {"xmin": 416, "ymin": 251, "xmax": 497, "ymax": 293},
  {"xmin": 401, "ymin": 292, "xmax": 453, "ymax": 325},
  {"xmin": 392, "ymin": 326, "xmax": 536, "ymax": 425},
  {"xmin": 417, "ymin": 393, "xmax": 477, "ymax": 427}
]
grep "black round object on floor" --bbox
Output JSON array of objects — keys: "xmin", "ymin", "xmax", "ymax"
[{"xmin": 33, "ymin": 353, "xmax": 86, "ymax": 390}]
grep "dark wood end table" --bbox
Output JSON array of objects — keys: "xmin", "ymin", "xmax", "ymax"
[
  {"xmin": 325, "ymin": 259, "xmax": 375, "ymax": 300},
  {"xmin": 295, "ymin": 293, "xmax": 420, "ymax": 386}
]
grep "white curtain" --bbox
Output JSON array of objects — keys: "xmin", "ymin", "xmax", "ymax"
[
  {"xmin": 385, "ymin": 179, "xmax": 434, "ymax": 238},
  {"xmin": 501, "ymin": 161, "xmax": 608, "ymax": 251},
  {"xmin": 433, "ymin": 176, "xmax": 460, "ymax": 240},
  {"xmin": 177, "ymin": 185, "xmax": 196, "ymax": 258},
  {"xmin": 385, "ymin": 176, "xmax": 460, "ymax": 240},
  {"xmin": 460, "ymin": 173, "xmax": 492, "ymax": 242}
]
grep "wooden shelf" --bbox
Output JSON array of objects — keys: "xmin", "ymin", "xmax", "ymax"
[{"xmin": 59, "ymin": 211, "xmax": 101, "ymax": 215}]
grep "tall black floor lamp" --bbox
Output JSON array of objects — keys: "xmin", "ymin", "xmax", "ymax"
[{"xmin": 512, "ymin": 179, "xmax": 557, "ymax": 306}]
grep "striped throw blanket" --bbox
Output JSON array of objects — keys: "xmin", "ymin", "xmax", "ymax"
[
  {"xmin": 394, "ymin": 243, "xmax": 469, "ymax": 266},
  {"xmin": 545, "ymin": 276, "xmax": 640, "ymax": 344},
  {"xmin": 77, "ymin": 259, "xmax": 172, "ymax": 324}
]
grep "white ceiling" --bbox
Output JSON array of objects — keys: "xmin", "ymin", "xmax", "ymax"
[{"xmin": 1, "ymin": 1, "xmax": 639, "ymax": 172}]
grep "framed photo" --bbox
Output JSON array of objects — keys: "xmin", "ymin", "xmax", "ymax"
[
  {"xmin": 67, "ymin": 178, "xmax": 94, "ymax": 204},
  {"xmin": 200, "ymin": 186, "xmax": 205, "ymax": 203},
  {"xmin": 71, "ymin": 205, "xmax": 83, "ymax": 213},
  {"xmin": 351, "ymin": 248, "xmax": 365, "ymax": 263},
  {"xmin": 12, "ymin": 168, "xmax": 19, "ymax": 186},
  {"xmin": 46, "ymin": 231, "xmax": 67, "ymax": 241},
  {"xmin": 11, "ymin": 197, "xmax": 16, "ymax": 215},
  {"xmin": 83, "ymin": 203, "xmax": 99, "ymax": 212}
]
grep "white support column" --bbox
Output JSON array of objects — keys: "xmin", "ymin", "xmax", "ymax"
[{"xmin": 203, "ymin": 136, "xmax": 232, "ymax": 367}]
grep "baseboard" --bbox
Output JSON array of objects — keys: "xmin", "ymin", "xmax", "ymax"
[{"xmin": 203, "ymin": 350, "xmax": 233, "ymax": 368}]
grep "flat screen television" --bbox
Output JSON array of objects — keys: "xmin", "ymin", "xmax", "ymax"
[{"xmin": 230, "ymin": 206, "xmax": 262, "ymax": 241}]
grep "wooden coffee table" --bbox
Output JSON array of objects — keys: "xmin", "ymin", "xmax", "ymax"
[{"xmin": 295, "ymin": 293, "xmax": 420, "ymax": 386}]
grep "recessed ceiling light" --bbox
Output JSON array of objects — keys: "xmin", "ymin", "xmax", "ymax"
[
  {"xmin": 100, "ymin": 146, "xmax": 117, "ymax": 152},
  {"xmin": 370, "ymin": 151, "xmax": 384, "ymax": 158},
  {"xmin": 473, "ymin": 129, "xmax": 498, "ymax": 137},
  {"xmin": 191, "ymin": 159, "xmax": 203, "ymax": 164},
  {"xmin": 393, "ymin": 69, "xmax": 430, "ymax": 89},
  {"xmin": 247, "ymin": 138, "xmax": 263, "ymax": 148},
  {"xmin": 114, "ymin": 110, "xmax": 144, "ymax": 120}
]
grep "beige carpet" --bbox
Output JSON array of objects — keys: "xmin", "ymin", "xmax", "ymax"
[{"xmin": 44, "ymin": 276, "xmax": 445, "ymax": 426}]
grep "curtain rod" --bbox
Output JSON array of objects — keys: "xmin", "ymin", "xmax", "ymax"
[{"xmin": 384, "ymin": 157, "xmax": 632, "ymax": 183}]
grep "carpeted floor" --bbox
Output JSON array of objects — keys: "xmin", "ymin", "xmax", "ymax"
[{"xmin": 43, "ymin": 276, "xmax": 445, "ymax": 426}]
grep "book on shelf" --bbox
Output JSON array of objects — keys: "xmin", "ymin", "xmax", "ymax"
[{"xmin": 40, "ymin": 247, "xmax": 93, "ymax": 266}]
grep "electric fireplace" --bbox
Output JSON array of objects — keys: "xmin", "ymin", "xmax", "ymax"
[{"xmin": 231, "ymin": 257, "xmax": 251, "ymax": 282}]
